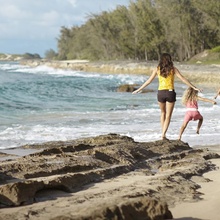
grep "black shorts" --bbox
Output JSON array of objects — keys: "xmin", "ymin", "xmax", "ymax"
[{"xmin": 157, "ymin": 90, "xmax": 176, "ymax": 103}]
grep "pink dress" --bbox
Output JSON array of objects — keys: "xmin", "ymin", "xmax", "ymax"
[{"xmin": 184, "ymin": 101, "xmax": 203, "ymax": 123}]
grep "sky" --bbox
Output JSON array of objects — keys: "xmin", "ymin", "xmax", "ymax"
[{"xmin": 0, "ymin": 0, "xmax": 130, "ymax": 57}]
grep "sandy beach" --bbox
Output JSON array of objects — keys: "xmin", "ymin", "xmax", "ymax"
[
  {"xmin": 0, "ymin": 60, "xmax": 220, "ymax": 219},
  {"xmin": 0, "ymin": 134, "xmax": 220, "ymax": 220},
  {"xmin": 170, "ymin": 145, "xmax": 220, "ymax": 220}
]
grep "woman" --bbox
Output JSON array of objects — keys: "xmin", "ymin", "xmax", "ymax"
[
  {"xmin": 132, "ymin": 53, "xmax": 201, "ymax": 140},
  {"xmin": 178, "ymin": 87, "xmax": 216, "ymax": 141}
]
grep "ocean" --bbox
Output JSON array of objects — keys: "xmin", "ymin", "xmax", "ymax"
[{"xmin": 0, "ymin": 61, "xmax": 219, "ymax": 149}]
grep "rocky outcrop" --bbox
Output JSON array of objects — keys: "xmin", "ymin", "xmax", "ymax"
[
  {"xmin": 117, "ymin": 84, "xmax": 154, "ymax": 93},
  {"xmin": 0, "ymin": 134, "xmax": 219, "ymax": 219},
  {"xmin": 52, "ymin": 197, "xmax": 173, "ymax": 220},
  {"xmin": 20, "ymin": 59, "xmax": 155, "ymax": 75}
]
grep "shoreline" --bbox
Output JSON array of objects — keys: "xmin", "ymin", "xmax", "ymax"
[{"xmin": 19, "ymin": 59, "xmax": 220, "ymax": 88}]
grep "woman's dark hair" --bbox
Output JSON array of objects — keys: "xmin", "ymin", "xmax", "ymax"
[{"xmin": 158, "ymin": 53, "xmax": 174, "ymax": 78}]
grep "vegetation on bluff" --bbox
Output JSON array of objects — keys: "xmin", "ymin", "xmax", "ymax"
[{"xmin": 55, "ymin": 0, "xmax": 220, "ymax": 62}]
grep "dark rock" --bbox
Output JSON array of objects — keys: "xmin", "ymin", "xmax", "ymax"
[
  {"xmin": 52, "ymin": 197, "xmax": 173, "ymax": 220},
  {"xmin": 117, "ymin": 84, "xmax": 154, "ymax": 93}
]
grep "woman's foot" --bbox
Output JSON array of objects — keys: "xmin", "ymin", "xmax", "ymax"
[
  {"xmin": 162, "ymin": 137, "xmax": 169, "ymax": 141},
  {"xmin": 196, "ymin": 129, "xmax": 200, "ymax": 134}
]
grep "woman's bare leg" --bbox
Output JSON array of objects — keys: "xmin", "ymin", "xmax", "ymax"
[
  {"xmin": 158, "ymin": 102, "xmax": 166, "ymax": 133},
  {"xmin": 158, "ymin": 101, "xmax": 175, "ymax": 139},
  {"xmin": 196, "ymin": 118, "xmax": 203, "ymax": 134}
]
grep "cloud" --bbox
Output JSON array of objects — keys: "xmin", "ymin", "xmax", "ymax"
[
  {"xmin": 67, "ymin": 0, "xmax": 77, "ymax": 8},
  {"xmin": 0, "ymin": 0, "xmax": 129, "ymax": 55}
]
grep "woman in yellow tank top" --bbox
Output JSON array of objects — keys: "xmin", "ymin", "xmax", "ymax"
[{"xmin": 132, "ymin": 53, "xmax": 201, "ymax": 140}]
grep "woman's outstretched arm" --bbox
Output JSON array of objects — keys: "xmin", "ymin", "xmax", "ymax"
[
  {"xmin": 174, "ymin": 67, "xmax": 202, "ymax": 92},
  {"xmin": 132, "ymin": 69, "xmax": 157, "ymax": 94}
]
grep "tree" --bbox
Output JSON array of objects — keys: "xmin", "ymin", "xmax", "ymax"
[
  {"xmin": 23, "ymin": 53, "xmax": 41, "ymax": 59},
  {"xmin": 55, "ymin": 0, "xmax": 220, "ymax": 61},
  {"xmin": 44, "ymin": 49, "xmax": 58, "ymax": 60}
]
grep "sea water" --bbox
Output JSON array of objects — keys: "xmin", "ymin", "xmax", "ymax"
[{"xmin": 0, "ymin": 61, "xmax": 219, "ymax": 149}]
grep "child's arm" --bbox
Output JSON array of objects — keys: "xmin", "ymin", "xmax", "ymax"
[{"xmin": 198, "ymin": 96, "xmax": 217, "ymax": 105}]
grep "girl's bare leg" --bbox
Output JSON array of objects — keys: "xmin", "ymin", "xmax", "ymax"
[
  {"xmin": 178, "ymin": 121, "xmax": 189, "ymax": 140},
  {"xmin": 158, "ymin": 101, "xmax": 175, "ymax": 139},
  {"xmin": 158, "ymin": 102, "xmax": 166, "ymax": 134},
  {"xmin": 196, "ymin": 118, "xmax": 203, "ymax": 134}
]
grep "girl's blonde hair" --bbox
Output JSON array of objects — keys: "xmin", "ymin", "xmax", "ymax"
[{"xmin": 182, "ymin": 87, "xmax": 198, "ymax": 105}]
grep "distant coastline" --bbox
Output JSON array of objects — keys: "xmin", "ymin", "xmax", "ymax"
[
  {"xmin": 1, "ymin": 53, "xmax": 219, "ymax": 88},
  {"xmin": 20, "ymin": 59, "xmax": 155, "ymax": 75},
  {"xmin": 20, "ymin": 59, "xmax": 220, "ymax": 89},
  {"xmin": 0, "ymin": 52, "xmax": 41, "ymax": 61},
  {"xmin": 0, "ymin": 53, "xmax": 24, "ymax": 61}
]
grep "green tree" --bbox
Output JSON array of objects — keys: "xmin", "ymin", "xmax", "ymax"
[
  {"xmin": 44, "ymin": 49, "xmax": 58, "ymax": 60},
  {"xmin": 57, "ymin": 26, "xmax": 76, "ymax": 60},
  {"xmin": 56, "ymin": 0, "xmax": 220, "ymax": 61},
  {"xmin": 129, "ymin": 0, "xmax": 165, "ymax": 60},
  {"xmin": 23, "ymin": 53, "xmax": 41, "ymax": 59}
]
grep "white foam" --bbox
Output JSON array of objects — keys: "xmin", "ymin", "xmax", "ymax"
[
  {"xmin": 0, "ymin": 105, "xmax": 219, "ymax": 149},
  {"xmin": 0, "ymin": 62, "xmax": 219, "ymax": 149}
]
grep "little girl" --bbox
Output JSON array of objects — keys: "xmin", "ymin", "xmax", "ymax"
[{"xmin": 178, "ymin": 87, "xmax": 217, "ymax": 141}]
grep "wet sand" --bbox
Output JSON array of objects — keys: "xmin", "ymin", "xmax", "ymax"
[{"xmin": 171, "ymin": 145, "xmax": 220, "ymax": 220}]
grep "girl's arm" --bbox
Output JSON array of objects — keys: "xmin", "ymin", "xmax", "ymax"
[
  {"xmin": 174, "ymin": 67, "xmax": 202, "ymax": 92},
  {"xmin": 198, "ymin": 96, "xmax": 217, "ymax": 105},
  {"xmin": 132, "ymin": 68, "xmax": 157, "ymax": 94}
]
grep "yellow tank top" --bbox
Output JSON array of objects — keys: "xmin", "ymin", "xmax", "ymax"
[{"xmin": 157, "ymin": 68, "xmax": 174, "ymax": 90}]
